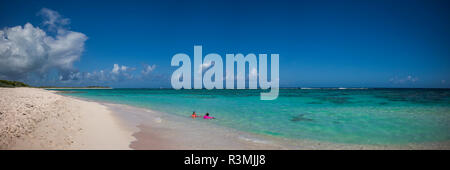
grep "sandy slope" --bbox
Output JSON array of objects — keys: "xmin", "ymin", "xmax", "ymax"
[{"xmin": 0, "ymin": 87, "xmax": 134, "ymax": 150}]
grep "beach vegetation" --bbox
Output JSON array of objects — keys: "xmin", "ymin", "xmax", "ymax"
[{"xmin": 0, "ymin": 80, "xmax": 30, "ymax": 87}]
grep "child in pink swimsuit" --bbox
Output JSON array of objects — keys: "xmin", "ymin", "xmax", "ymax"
[{"xmin": 203, "ymin": 113, "xmax": 215, "ymax": 119}]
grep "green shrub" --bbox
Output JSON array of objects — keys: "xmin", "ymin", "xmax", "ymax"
[{"xmin": 0, "ymin": 80, "xmax": 30, "ymax": 87}]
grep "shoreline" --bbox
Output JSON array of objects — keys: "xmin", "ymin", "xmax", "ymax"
[
  {"xmin": 67, "ymin": 95, "xmax": 450, "ymax": 150},
  {"xmin": 43, "ymin": 87, "xmax": 113, "ymax": 89},
  {"xmin": 1, "ymin": 87, "xmax": 449, "ymax": 150},
  {"xmin": 104, "ymin": 102, "xmax": 450, "ymax": 150}
]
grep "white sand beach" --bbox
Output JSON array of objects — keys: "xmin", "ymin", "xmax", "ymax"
[{"xmin": 0, "ymin": 87, "xmax": 134, "ymax": 149}]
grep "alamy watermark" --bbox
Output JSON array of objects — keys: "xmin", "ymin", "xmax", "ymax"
[{"xmin": 171, "ymin": 45, "xmax": 279, "ymax": 100}]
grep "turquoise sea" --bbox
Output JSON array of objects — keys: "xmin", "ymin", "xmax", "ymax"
[{"xmin": 53, "ymin": 88, "xmax": 450, "ymax": 145}]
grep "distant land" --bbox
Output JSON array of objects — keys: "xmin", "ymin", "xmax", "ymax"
[{"xmin": 0, "ymin": 80, "xmax": 110, "ymax": 89}]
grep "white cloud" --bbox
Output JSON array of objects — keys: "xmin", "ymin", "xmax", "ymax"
[
  {"xmin": 106, "ymin": 64, "xmax": 133, "ymax": 81},
  {"xmin": 0, "ymin": 8, "xmax": 162, "ymax": 86},
  {"xmin": 58, "ymin": 63, "xmax": 159, "ymax": 85},
  {"xmin": 112, "ymin": 64, "xmax": 120, "ymax": 74},
  {"xmin": 38, "ymin": 8, "xmax": 70, "ymax": 32},
  {"xmin": 141, "ymin": 64, "xmax": 156, "ymax": 75},
  {"xmin": 121, "ymin": 65, "xmax": 128, "ymax": 71},
  {"xmin": 111, "ymin": 63, "xmax": 134, "ymax": 75},
  {"xmin": 390, "ymin": 75, "xmax": 419, "ymax": 84},
  {"xmin": 0, "ymin": 8, "xmax": 87, "ymax": 81}
]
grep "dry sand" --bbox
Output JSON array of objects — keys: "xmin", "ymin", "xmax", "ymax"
[{"xmin": 0, "ymin": 87, "xmax": 134, "ymax": 149}]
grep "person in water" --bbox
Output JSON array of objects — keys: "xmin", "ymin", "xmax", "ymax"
[
  {"xmin": 191, "ymin": 112, "xmax": 200, "ymax": 119},
  {"xmin": 203, "ymin": 112, "xmax": 215, "ymax": 119}
]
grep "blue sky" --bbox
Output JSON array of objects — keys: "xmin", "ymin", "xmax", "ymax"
[{"xmin": 0, "ymin": 0, "xmax": 449, "ymax": 88}]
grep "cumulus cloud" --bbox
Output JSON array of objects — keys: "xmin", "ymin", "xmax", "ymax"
[
  {"xmin": 0, "ymin": 8, "xmax": 161, "ymax": 86},
  {"xmin": 111, "ymin": 64, "xmax": 120, "ymax": 74},
  {"xmin": 106, "ymin": 64, "xmax": 135, "ymax": 81},
  {"xmin": 0, "ymin": 8, "xmax": 87, "ymax": 81},
  {"xmin": 84, "ymin": 70, "xmax": 107, "ymax": 82},
  {"xmin": 111, "ymin": 64, "xmax": 136, "ymax": 74},
  {"xmin": 141, "ymin": 64, "xmax": 156, "ymax": 75},
  {"xmin": 60, "ymin": 63, "xmax": 156, "ymax": 84}
]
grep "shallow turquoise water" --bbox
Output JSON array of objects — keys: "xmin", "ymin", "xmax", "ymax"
[{"xmin": 53, "ymin": 88, "xmax": 450, "ymax": 145}]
